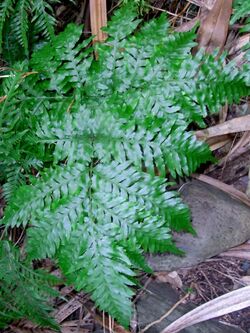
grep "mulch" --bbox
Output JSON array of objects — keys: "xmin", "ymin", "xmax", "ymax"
[{"xmin": 177, "ymin": 257, "xmax": 250, "ymax": 332}]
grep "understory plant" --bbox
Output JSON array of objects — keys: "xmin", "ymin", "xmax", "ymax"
[
  {"xmin": 232, "ymin": 0, "xmax": 250, "ymax": 33},
  {"xmin": 0, "ymin": 240, "xmax": 59, "ymax": 329},
  {"xmin": 0, "ymin": 0, "xmax": 73, "ymax": 62},
  {"xmin": 1, "ymin": 3, "xmax": 250, "ymax": 327}
]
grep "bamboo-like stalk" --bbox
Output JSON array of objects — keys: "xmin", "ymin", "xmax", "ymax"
[{"xmin": 90, "ymin": 0, "xmax": 108, "ymax": 43}]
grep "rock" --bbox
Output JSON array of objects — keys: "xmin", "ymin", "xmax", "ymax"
[
  {"xmin": 137, "ymin": 281, "xmax": 246, "ymax": 333},
  {"xmin": 147, "ymin": 180, "xmax": 250, "ymax": 271}
]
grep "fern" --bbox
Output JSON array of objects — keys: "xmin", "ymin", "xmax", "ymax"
[
  {"xmin": 1, "ymin": 4, "xmax": 250, "ymax": 326},
  {"xmin": 0, "ymin": 0, "xmax": 58, "ymax": 57},
  {"xmin": 0, "ymin": 240, "xmax": 59, "ymax": 329},
  {"xmin": 0, "ymin": 0, "xmax": 15, "ymax": 53},
  {"xmin": 32, "ymin": 0, "xmax": 57, "ymax": 40},
  {"xmin": 232, "ymin": 0, "xmax": 250, "ymax": 33},
  {"xmin": 121, "ymin": 0, "xmax": 149, "ymax": 13},
  {"xmin": 13, "ymin": 0, "xmax": 31, "ymax": 53},
  {"xmin": 0, "ymin": 65, "xmax": 46, "ymax": 201}
]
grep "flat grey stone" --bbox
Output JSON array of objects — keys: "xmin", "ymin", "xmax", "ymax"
[
  {"xmin": 147, "ymin": 180, "xmax": 250, "ymax": 271},
  {"xmin": 137, "ymin": 281, "xmax": 246, "ymax": 333}
]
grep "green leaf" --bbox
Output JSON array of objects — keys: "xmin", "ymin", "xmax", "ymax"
[{"xmin": 0, "ymin": 240, "xmax": 59, "ymax": 329}]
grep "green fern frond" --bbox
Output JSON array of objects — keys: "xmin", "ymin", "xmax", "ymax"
[
  {"xmin": 189, "ymin": 52, "xmax": 250, "ymax": 117},
  {"xmin": 121, "ymin": 0, "xmax": 149, "ymax": 14},
  {"xmin": 232, "ymin": 0, "xmax": 250, "ymax": 33},
  {"xmin": 2, "ymin": 157, "xmax": 43, "ymax": 201},
  {"xmin": 232, "ymin": 0, "xmax": 250, "ymax": 23},
  {"xmin": 2, "ymin": 164, "xmax": 25, "ymax": 201},
  {"xmin": 103, "ymin": 3, "xmax": 142, "ymax": 41},
  {"xmin": 0, "ymin": 0, "xmax": 58, "ymax": 59},
  {"xmin": 0, "ymin": 67, "xmax": 45, "ymax": 201},
  {"xmin": 0, "ymin": 240, "xmax": 59, "ymax": 329},
  {"xmin": 1, "ymin": 4, "xmax": 250, "ymax": 327},
  {"xmin": 31, "ymin": 24, "xmax": 93, "ymax": 94},
  {"xmin": 32, "ymin": 0, "xmax": 57, "ymax": 40},
  {"xmin": 58, "ymin": 225, "xmax": 136, "ymax": 325},
  {"xmin": 0, "ymin": 0, "xmax": 16, "ymax": 53},
  {"xmin": 13, "ymin": 0, "xmax": 31, "ymax": 54}
]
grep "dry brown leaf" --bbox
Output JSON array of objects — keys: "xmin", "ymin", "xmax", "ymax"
[
  {"xmin": 9, "ymin": 321, "xmax": 52, "ymax": 333},
  {"xmin": 161, "ymin": 286, "xmax": 250, "ymax": 333},
  {"xmin": 206, "ymin": 137, "xmax": 250, "ymax": 174},
  {"xmin": 90, "ymin": 0, "xmax": 107, "ymax": 43},
  {"xmin": 175, "ymin": 18, "xmax": 199, "ymax": 33},
  {"xmin": 196, "ymin": 115, "xmax": 250, "ymax": 140},
  {"xmin": 226, "ymin": 242, "xmax": 250, "ymax": 251},
  {"xmin": 209, "ymin": 131, "xmax": 250, "ymax": 173},
  {"xmin": 206, "ymin": 134, "xmax": 232, "ymax": 151},
  {"xmin": 9, "ymin": 328, "xmax": 51, "ymax": 333},
  {"xmin": 229, "ymin": 34, "xmax": 250, "ymax": 56},
  {"xmin": 227, "ymin": 131, "xmax": 250, "ymax": 158},
  {"xmin": 60, "ymin": 328, "xmax": 89, "ymax": 333},
  {"xmin": 50, "ymin": 268, "xmax": 62, "ymax": 279},
  {"xmin": 192, "ymin": 174, "xmax": 250, "ymax": 207},
  {"xmin": 175, "ymin": 2, "xmax": 210, "ymax": 33},
  {"xmin": 186, "ymin": 0, "xmax": 213, "ymax": 9},
  {"xmin": 61, "ymin": 319, "xmax": 93, "ymax": 333},
  {"xmin": 220, "ymin": 241, "xmax": 250, "ymax": 260},
  {"xmin": 54, "ymin": 295, "xmax": 84, "ymax": 323},
  {"xmin": 221, "ymin": 251, "xmax": 250, "ymax": 260},
  {"xmin": 219, "ymin": 103, "xmax": 228, "ymax": 123},
  {"xmin": 195, "ymin": 0, "xmax": 232, "ymax": 53},
  {"xmin": 209, "ymin": 139, "xmax": 231, "ymax": 151},
  {"xmin": 0, "ymin": 95, "xmax": 7, "ymax": 103},
  {"xmin": 228, "ymin": 33, "xmax": 250, "ymax": 65}
]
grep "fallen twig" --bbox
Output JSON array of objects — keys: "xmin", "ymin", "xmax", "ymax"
[
  {"xmin": 139, "ymin": 293, "xmax": 190, "ymax": 333},
  {"xmin": 196, "ymin": 115, "xmax": 250, "ymax": 139}
]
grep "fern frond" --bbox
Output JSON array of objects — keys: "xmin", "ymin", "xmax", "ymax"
[
  {"xmin": 58, "ymin": 225, "xmax": 136, "ymax": 326},
  {"xmin": 0, "ymin": 68, "xmax": 45, "ymax": 201},
  {"xmin": 103, "ymin": 2, "xmax": 142, "ymax": 41},
  {"xmin": 31, "ymin": 24, "xmax": 93, "ymax": 94},
  {"xmin": 2, "ymin": 164, "xmax": 25, "ymax": 201},
  {"xmin": 0, "ymin": 240, "xmax": 59, "ymax": 329},
  {"xmin": 12, "ymin": 0, "xmax": 31, "ymax": 54},
  {"xmin": 0, "ymin": 0, "xmax": 16, "ymax": 53},
  {"xmin": 231, "ymin": 0, "xmax": 250, "ymax": 34},
  {"xmin": 191, "ymin": 59, "xmax": 245, "ymax": 118},
  {"xmin": 232, "ymin": 0, "xmax": 250, "ymax": 24},
  {"xmin": 2, "ymin": 157, "xmax": 43, "ymax": 201},
  {"xmin": 0, "ymin": 0, "xmax": 58, "ymax": 59},
  {"xmin": 32, "ymin": 0, "xmax": 57, "ymax": 40}
]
